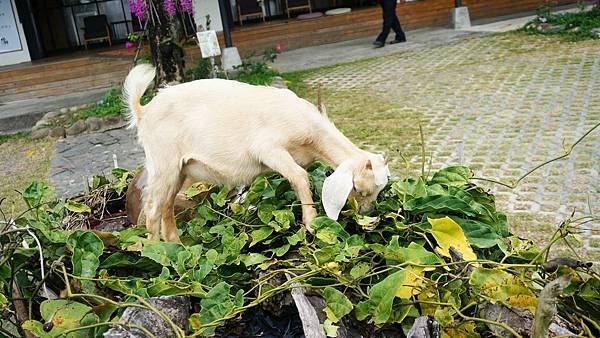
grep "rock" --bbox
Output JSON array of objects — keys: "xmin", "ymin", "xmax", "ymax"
[
  {"xmin": 78, "ymin": 104, "xmax": 89, "ymax": 111},
  {"xmin": 103, "ymin": 295, "xmax": 190, "ymax": 338},
  {"xmin": 44, "ymin": 111, "xmax": 62, "ymax": 119},
  {"xmin": 86, "ymin": 117, "xmax": 103, "ymax": 131},
  {"xmin": 592, "ymin": 28, "xmax": 600, "ymax": 37},
  {"xmin": 49, "ymin": 127, "xmax": 66, "ymax": 138},
  {"xmin": 69, "ymin": 106, "xmax": 79, "ymax": 113},
  {"xmin": 568, "ymin": 26, "xmax": 581, "ymax": 33},
  {"xmin": 407, "ymin": 316, "xmax": 441, "ymax": 338},
  {"xmin": 59, "ymin": 107, "xmax": 69, "ymax": 114},
  {"xmin": 539, "ymin": 24, "xmax": 565, "ymax": 33},
  {"xmin": 104, "ymin": 116, "xmax": 124, "ymax": 126},
  {"xmin": 271, "ymin": 76, "xmax": 287, "ymax": 89},
  {"xmin": 66, "ymin": 120, "xmax": 87, "ymax": 136},
  {"xmin": 30, "ymin": 128, "xmax": 49, "ymax": 140},
  {"xmin": 32, "ymin": 120, "xmax": 49, "ymax": 131}
]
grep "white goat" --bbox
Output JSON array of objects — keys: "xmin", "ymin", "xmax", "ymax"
[{"xmin": 123, "ymin": 64, "xmax": 389, "ymax": 243}]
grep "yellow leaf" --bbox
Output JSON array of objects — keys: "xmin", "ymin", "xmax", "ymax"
[
  {"xmin": 417, "ymin": 284, "xmax": 439, "ymax": 316},
  {"xmin": 469, "ymin": 267, "xmax": 537, "ymax": 313},
  {"xmin": 26, "ymin": 149, "xmax": 36, "ymax": 157},
  {"xmin": 428, "ymin": 217, "xmax": 477, "ymax": 261},
  {"xmin": 395, "ymin": 266, "xmax": 424, "ymax": 299}
]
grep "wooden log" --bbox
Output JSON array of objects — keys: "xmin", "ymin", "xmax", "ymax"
[{"xmin": 285, "ymin": 273, "xmax": 327, "ymax": 338}]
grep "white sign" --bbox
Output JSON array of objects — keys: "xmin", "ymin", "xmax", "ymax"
[
  {"xmin": 0, "ymin": 0, "xmax": 22, "ymax": 54},
  {"xmin": 197, "ymin": 30, "xmax": 221, "ymax": 58}
]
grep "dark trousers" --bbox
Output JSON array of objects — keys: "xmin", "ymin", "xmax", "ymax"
[{"xmin": 376, "ymin": 0, "xmax": 406, "ymax": 43}]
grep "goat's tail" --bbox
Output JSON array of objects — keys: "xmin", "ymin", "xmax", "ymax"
[{"xmin": 123, "ymin": 64, "xmax": 156, "ymax": 129}]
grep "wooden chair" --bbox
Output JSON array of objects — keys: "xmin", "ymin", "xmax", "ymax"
[
  {"xmin": 82, "ymin": 15, "xmax": 112, "ymax": 49},
  {"xmin": 285, "ymin": 0, "xmax": 312, "ymax": 18},
  {"xmin": 237, "ymin": 0, "xmax": 266, "ymax": 26}
]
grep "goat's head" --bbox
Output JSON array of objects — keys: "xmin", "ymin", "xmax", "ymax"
[{"xmin": 322, "ymin": 153, "xmax": 390, "ymax": 220}]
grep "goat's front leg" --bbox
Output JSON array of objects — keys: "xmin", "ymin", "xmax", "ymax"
[{"xmin": 260, "ymin": 149, "xmax": 317, "ymax": 233}]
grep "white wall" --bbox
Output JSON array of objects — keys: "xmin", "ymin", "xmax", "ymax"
[
  {"xmin": 0, "ymin": 0, "xmax": 31, "ymax": 66},
  {"xmin": 195, "ymin": 0, "xmax": 224, "ymax": 32}
]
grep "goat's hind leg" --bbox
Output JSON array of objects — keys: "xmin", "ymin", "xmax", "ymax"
[{"xmin": 144, "ymin": 169, "xmax": 183, "ymax": 242}]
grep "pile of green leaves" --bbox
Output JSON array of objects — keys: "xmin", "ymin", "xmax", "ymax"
[
  {"xmin": 1, "ymin": 163, "xmax": 598, "ymax": 337},
  {"xmin": 235, "ymin": 48, "xmax": 281, "ymax": 85},
  {"xmin": 523, "ymin": 4, "xmax": 600, "ymax": 40}
]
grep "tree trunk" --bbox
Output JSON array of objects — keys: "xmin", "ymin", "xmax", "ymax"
[{"xmin": 148, "ymin": 3, "xmax": 186, "ymax": 85}]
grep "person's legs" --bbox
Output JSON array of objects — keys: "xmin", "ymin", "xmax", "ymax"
[
  {"xmin": 375, "ymin": 0, "xmax": 395, "ymax": 43},
  {"xmin": 391, "ymin": 14, "xmax": 406, "ymax": 42}
]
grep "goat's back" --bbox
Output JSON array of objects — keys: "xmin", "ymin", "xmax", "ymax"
[{"xmin": 136, "ymin": 79, "xmax": 331, "ymax": 183}]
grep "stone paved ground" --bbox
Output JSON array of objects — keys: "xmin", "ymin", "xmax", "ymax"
[
  {"xmin": 50, "ymin": 127, "xmax": 143, "ymax": 198},
  {"xmin": 302, "ymin": 33, "xmax": 599, "ymax": 258}
]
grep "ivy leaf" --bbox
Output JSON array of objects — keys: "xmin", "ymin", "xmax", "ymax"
[
  {"xmin": 272, "ymin": 209, "xmax": 295, "ymax": 231},
  {"xmin": 323, "ymin": 287, "xmax": 353, "ymax": 322},
  {"xmin": 385, "ymin": 238, "xmax": 443, "ymax": 268},
  {"xmin": 268, "ymin": 244, "xmax": 290, "ymax": 257},
  {"xmin": 469, "ymin": 267, "xmax": 537, "ymax": 313},
  {"xmin": 199, "ymin": 282, "xmax": 234, "ymax": 335},
  {"xmin": 350, "ymin": 262, "xmax": 371, "ymax": 279},
  {"xmin": 450, "ymin": 216, "xmax": 500, "ymax": 248},
  {"xmin": 430, "ymin": 166, "xmax": 471, "ymax": 186},
  {"xmin": 185, "ymin": 182, "xmax": 212, "ymax": 198},
  {"xmin": 355, "ymin": 268, "xmax": 422, "ymax": 324},
  {"xmin": 33, "ymin": 300, "xmax": 99, "ymax": 338},
  {"xmin": 286, "ymin": 228, "xmax": 306, "ymax": 245},
  {"xmin": 403, "ymin": 195, "xmax": 479, "ymax": 217},
  {"xmin": 64, "ymin": 200, "xmax": 91, "ymax": 213},
  {"xmin": 323, "ymin": 319, "xmax": 339, "ymax": 337},
  {"xmin": 67, "ymin": 230, "xmax": 104, "ymax": 293},
  {"xmin": 235, "ymin": 289, "xmax": 244, "ymax": 307},
  {"xmin": 428, "ymin": 217, "xmax": 477, "ymax": 261},
  {"xmin": 241, "ymin": 253, "xmax": 269, "ymax": 266},
  {"xmin": 210, "ymin": 186, "xmax": 230, "ymax": 207},
  {"xmin": 22, "ymin": 181, "xmax": 53, "ymax": 208},
  {"xmin": 257, "ymin": 202, "xmax": 276, "ymax": 224},
  {"xmin": 391, "ymin": 177, "xmax": 427, "ymax": 201},
  {"xmin": 141, "ymin": 241, "xmax": 186, "ymax": 267},
  {"xmin": 354, "ymin": 215, "xmax": 380, "ymax": 231},
  {"xmin": 250, "ymin": 227, "xmax": 273, "ymax": 247},
  {"xmin": 312, "ymin": 217, "xmax": 350, "ymax": 245},
  {"xmin": 100, "ymin": 252, "xmax": 162, "ymax": 271}
]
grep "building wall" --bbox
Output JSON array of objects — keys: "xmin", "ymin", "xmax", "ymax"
[
  {"xmin": 195, "ymin": 0, "xmax": 224, "ymax": 31},
  {"xmin": 0, "ymin": 0, "xmax": 31, "ymax": 66}
]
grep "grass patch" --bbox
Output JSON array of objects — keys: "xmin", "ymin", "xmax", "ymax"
[
  {"xmin": 283, "ymin": 71, "xmax": 423, "ymax": 174},
  {"xmin": 0, "ymin": 131, "xmax": 30, "ymax": 145},
  {"xmin": 522, "ymin": 4, "xmax": 600, "ymax": 41},
  {"xmin": 0, "ymin": 137, "xmax": 56, "ymax": 217}
]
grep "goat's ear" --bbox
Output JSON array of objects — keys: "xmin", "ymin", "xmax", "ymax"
[
  {"xmin": 322, "ymin": 161, "xmax": 354, "ymax": 220},
  {"xmin": 374, "ymin": 164, "xmax": 390, "ymax": 186}
]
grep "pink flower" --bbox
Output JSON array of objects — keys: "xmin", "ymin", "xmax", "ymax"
[
  {"xmin": 128, "ymin": 0, "xmax": 146, "ymax": 20},
  {"xmin": 181, "ymin": 0, "xmax": 194, "ymax": 14},
  {"xmin": 275, "ymin": 43, "xmax": 283, "ymax": 53},
  {"xmin": 163, "ymin": 0, "xmax": 176, "ymax": 17},
  {"xmin": 125, "ymin": 41, "xmax": 135, "ymax": 49}
]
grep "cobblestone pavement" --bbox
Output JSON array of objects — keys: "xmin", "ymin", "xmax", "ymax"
[
  {"xmin": 303, "ymin": 33, "xmax": 599, "ymax": 256},
  {"xmin": 50, "ymin": 127, "xmax": 144, "ymax": 198}
]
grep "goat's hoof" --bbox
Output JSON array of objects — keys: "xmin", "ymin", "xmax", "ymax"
[{"xmin": 165, "ymin": 234, "xmax": 182, "ymax": 243}]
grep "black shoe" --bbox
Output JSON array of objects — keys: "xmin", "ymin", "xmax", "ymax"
[
  {"xmin": 373, "ymin": 41, "xmax": 385, "ymax": 48},
  {"xmin": 389, "ymin": 37, "xmax": 407, "ymax": 44}
]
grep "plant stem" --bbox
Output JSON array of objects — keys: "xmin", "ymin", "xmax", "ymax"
[{"xmin": 56, "ymin": 321, "xmax": 157, "ymax": 338}]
